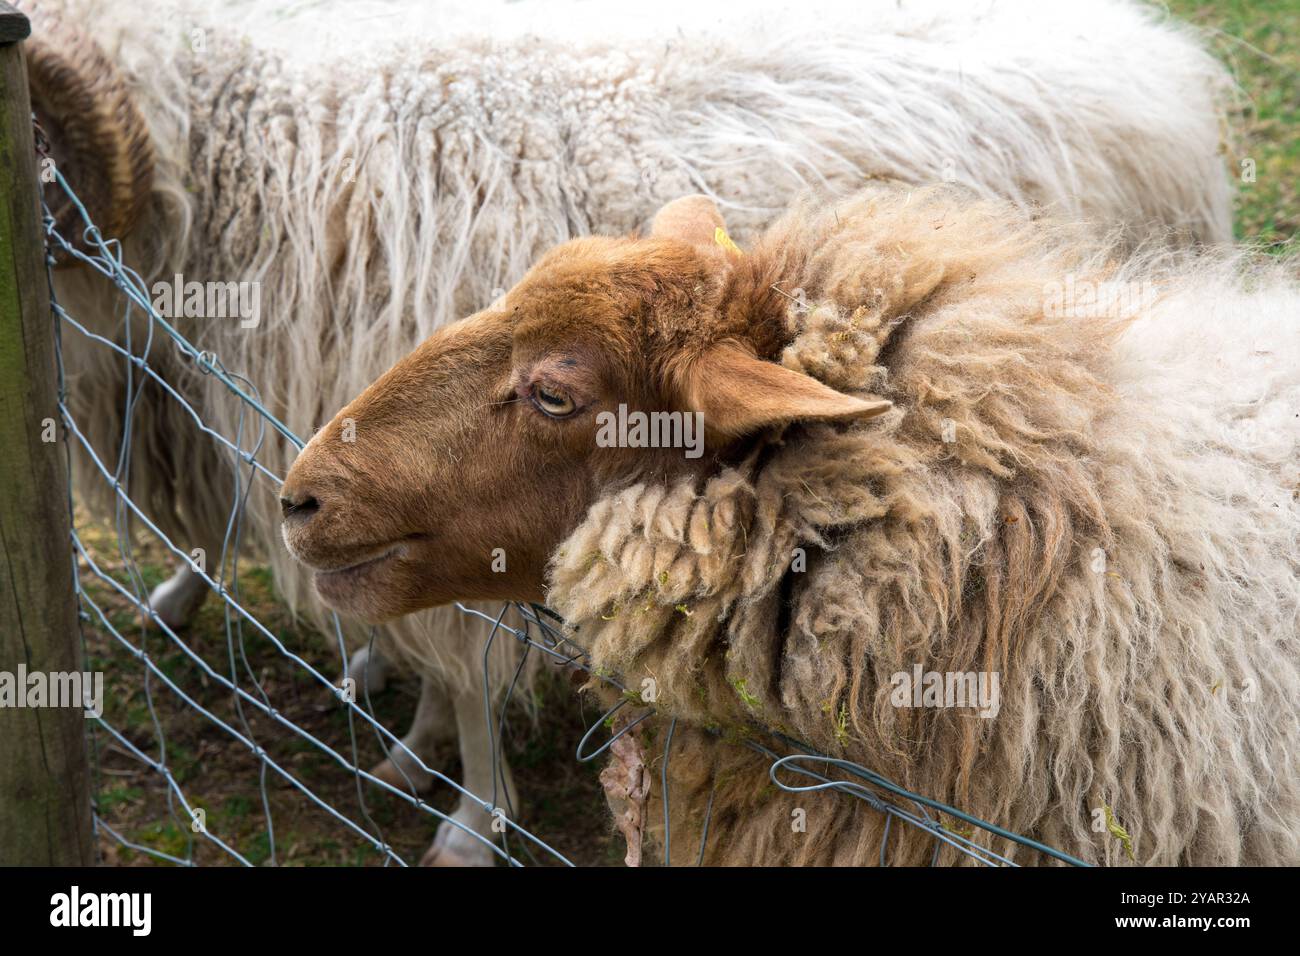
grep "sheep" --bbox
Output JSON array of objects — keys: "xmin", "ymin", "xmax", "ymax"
[
  {"xmin": 282, "ymin": 185, "xmax": 1299, "ymax": 866},
  {"xmin": 26, "ymin": 0, "xmax": 1241, "ymax": 864}
]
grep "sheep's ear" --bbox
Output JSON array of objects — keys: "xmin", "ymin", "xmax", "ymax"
[
  {"xmin": 681, "ymin": 342, "xmax": 892, "ymax": 437},
  {"xmin": 651, "ymin": 195, "xmax": 736, "ymax": 261}
]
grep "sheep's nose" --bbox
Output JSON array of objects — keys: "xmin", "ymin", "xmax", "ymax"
[{"xmin": 280, "ymin": 490, "xmax": 319, "ymax": 521}]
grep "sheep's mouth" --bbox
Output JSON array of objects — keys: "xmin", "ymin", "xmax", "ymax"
[{"xmin": 312, "ymin": 545, "xmax": 401, "ymax": 605}]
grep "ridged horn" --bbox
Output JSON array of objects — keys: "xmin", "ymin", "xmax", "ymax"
[{"xmin": 21, "ymin": 2, "xmax": 154, "ymax": 265}]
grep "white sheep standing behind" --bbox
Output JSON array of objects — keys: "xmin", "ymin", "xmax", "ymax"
[{"xmin": 28, "ymin": 0, "xmax": 1237, "ymax": 864}]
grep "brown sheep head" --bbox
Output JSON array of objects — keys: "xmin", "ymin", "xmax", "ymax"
[{"xmin": 281, "ymin": 196, "xmax": 891, "ymax": 622}]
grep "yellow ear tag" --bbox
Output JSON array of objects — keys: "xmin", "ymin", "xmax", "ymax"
[{"xmin": 714, "ymin": 226, "xmax": 743, "ymax": 255}]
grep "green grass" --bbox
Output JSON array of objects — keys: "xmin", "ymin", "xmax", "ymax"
[{"xmin": 1166, "ymin": 0, "xmax": 1300, "ymax": 249}]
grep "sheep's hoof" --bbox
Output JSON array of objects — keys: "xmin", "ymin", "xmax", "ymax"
[
  {"xmin": 419, "ymin": 844, "xmax": 481, "ymax": 867},
  {"xmin": 147, "ymin": 568, "xmax": 210, "ymax": 630},
  {"xmin": 369, "ymin": 756, "xmax": 434, "ymax": 795},
  {"xmin": 419, "ymin": 825, "xmax": 496, "ymax": 867}
]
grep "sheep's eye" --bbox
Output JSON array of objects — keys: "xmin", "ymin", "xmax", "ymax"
[{"xmin": 531, "ymin": 384, "xmax": 576, "ymax": 418}]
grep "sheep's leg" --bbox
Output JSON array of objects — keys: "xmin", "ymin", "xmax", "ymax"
[
  {"xmin": 348, "ymin": 643, "xmax": 393, "ymax": 696},
  {"xmin": 145, "ymin": 531, "xmax": 257, "ymax": 629},
  {"xmin": 141, "ymin": 361, "xmax": 236, "ymax": 631},
  {"xmin": 147, "ymin": 554, "xmax": 214, "ymax": 630},
  {"xmin": 420, "ymin": 685, "xmax": 518, "ymax": 867},
  {"xmin": 369, "ymin": 674, "xmax": 456, "ymax": 794}
]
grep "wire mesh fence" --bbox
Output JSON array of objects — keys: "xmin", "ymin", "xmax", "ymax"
[{"xmin": 33, "ymin": 114, "xmax": 1086, "ymax": 869}]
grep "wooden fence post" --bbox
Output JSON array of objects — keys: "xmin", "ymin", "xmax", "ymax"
[{"xmin": 0, "ymin": 0, "xmax": 95, "ymax": 866}]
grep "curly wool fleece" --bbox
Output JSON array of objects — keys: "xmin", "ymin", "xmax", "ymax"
[{"xmin": 548, "ymin": 188, "xmax": 1300, "ymax": 866}]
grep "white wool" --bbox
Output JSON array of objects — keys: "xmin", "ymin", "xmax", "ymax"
[{"xmin": 1119, "ymin": 267, "xmax": 1299, "ymax": 463}]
